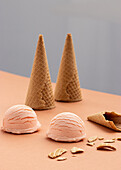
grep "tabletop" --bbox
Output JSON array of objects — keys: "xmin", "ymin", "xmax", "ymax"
[{"xmin": 0, "ymin": 70, "xmax": 121, "ymax": 170}]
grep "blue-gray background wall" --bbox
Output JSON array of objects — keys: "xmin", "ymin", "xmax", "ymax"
[{"xmin": 0, "ymin": 0, "xmax": 121, "ymax": 95}]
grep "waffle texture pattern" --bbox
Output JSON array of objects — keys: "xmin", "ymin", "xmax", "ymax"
[
  {"xmin": 54, "ymin": 34, "xmax": 82, "ymax": 102},
  {"xmin": 25, "ymin": 35, "xmax": 55, "ymax": 110}
]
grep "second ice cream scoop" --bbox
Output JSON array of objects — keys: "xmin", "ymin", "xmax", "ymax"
[
  {"xmin": 46, "ymin": 112, "xmax": 86, "ymax": 142},
  {"xmin": 2, "ymin": 105, "xmax": 41, "ymax": 134}
]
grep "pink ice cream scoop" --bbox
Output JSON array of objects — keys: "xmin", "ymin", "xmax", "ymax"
[
  {"xmin": 46, "ymin": 112, "xmax": 86, "ymax": 142},
  {"xmin": 2, "ymin": 105, "xmax": 41, "ymax": 134}
]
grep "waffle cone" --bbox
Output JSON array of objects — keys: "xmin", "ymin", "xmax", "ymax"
[
  {"xmin": 25, "ymin": 35, "xmax": 55, "ymax": 110},
  {"xmin": 87, "ymin": 111, "xmax": 121, "ymax": 131},
  {"xmin": 54, "ymin": 33, "xmax": 82, "ymax": 102}
]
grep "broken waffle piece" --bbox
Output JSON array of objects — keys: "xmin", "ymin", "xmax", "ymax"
[
  {"xmin": 103, "ymin": 139, "xmax": 115, "ymax": 143},
  {"xmin": 87, "ymin": 111, "xmax": 121, "ymax": 131},
  {"xmin": 70, "ymin": 147, "xmax": 84, "ymax": 154},
  {"xmin": 48, "ymin": 148, "xmax": 67, "ymax": 159},
  {"xmin": 98, "ymin": 137, "xmax": 104, "ymax": 140},
  {"xmin": 57, "ymin": 157, "xmax": 67, "ymax": 161},
  {"xmin": 88, "ymin": 136, "xmax": 97, "ymax": 143},
  {"xmin": 97, "ymin": 143, "xmax": 116, "ymax": 151},
  {"xmin": 112, "ymin": 138, "xmax": 116, "ymax": 140},
  {"xmin": 117, "ymin": 137, "xmax": 121, "ymax": 141},
  {"xmin": 86, "ymin": 142, "xmax": 95, "ymax": 146}
]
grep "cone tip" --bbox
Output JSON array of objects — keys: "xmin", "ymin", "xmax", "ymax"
[
  {"xmin": 67, "ymin": 33, "xmax": 72, "ymax": 37},
  {"xmin": 38, "ymin": 34, "xmax": 44, "ymax": 41},
  {"xmin": 39, "ymin": 34, "xmax": 43, "ymax": 38}
]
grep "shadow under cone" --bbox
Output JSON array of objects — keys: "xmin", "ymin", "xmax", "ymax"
[
  {"xmin": 25, "ymin": 35, "xmax": 55, "ymax": 110},
  {"xmin": 54, "ymin": 33, "xmax": 82, "ymax": 102}
]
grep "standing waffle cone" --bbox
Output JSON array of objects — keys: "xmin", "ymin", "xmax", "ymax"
[
  {"xmin": 87, "ymin": 111, "xmax": 121, "ymax": 131},
  {"xmin": 25, "ymin": 35, "xmax": 55, "ymax": 110},
  {"xmin": 54, "ymin": 33, "xmax": 82, "ymax": 102}
]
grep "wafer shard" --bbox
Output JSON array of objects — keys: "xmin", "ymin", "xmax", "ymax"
[
  {"xmin": 103, "ymin": 140, "xmax": 115, "ymax": 143},
  {"xmin": 97, "ymin": 143, "xmax": 116, "ymax": 151},
  {"xmin": 70, "ymin": 147, "xmax": 84, "ymax": 154},
  {"xmin": 57, "ymin": 157, "xmax": 67, "ymax": 161},
  {"xmin": 54, "ymin": 33, "xmax": 82, "ymax": 102},
  {"xmin": 87, "ymin": 136, "xmax": 97, "ymax": 143},
  {"xmin": 112, "ymin": 138, "xmax": 116, "ymax": 140},
  {"xmin": 87, "ymin": 111, "xmax": 121, "ymax": 131},
  {"xmin": 117, "ymin": 137, "xmax": 121, "ymax": 141},
  {"xmin": 25, "ymin": 35, "xmax": 55, "ymax": 110},
  {"xmin": 86, "ymin": 142, "xmax": 95, "ymax": 146},
  {"xmin": 48, "ymin": 148, "xmax": 67, "ymax": 159},
  {"xmin": 98, "ymin": 137, "xmax": 104, "ymax": 140}
]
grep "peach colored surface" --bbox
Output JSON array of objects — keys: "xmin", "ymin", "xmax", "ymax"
[{"xmin": 0, "ymin": 70, "xmax": 121, "ymax": 170}]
